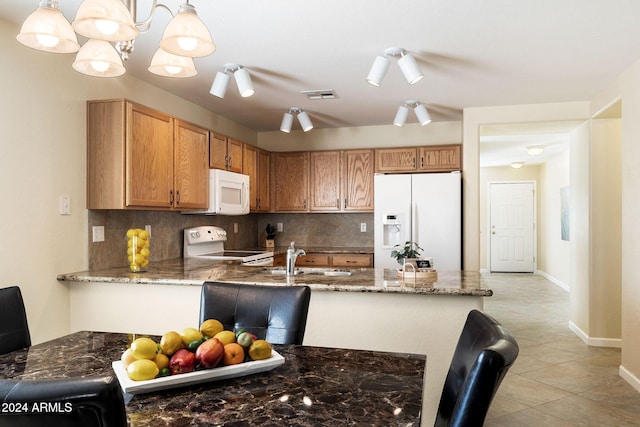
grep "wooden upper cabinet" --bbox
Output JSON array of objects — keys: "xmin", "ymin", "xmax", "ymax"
[
  {"xmin": 209, "ymin": 132, "xmax": 227, "ymax": 170},
  {"xmin": 209, "ymin": 133, "xmax": 243, "ymax": 173},
  {"xmin": 375, "ymin": 145, "xmax": 462, "ymax": 173},
  {"xmin": 343, "ymin": 149, "xmax": 374, "ymax": 211},
  {"xmin": 86, "ymin": 99, "xmax": 208, "ymax": 210},
  {"xmin": 273, "ymin": 152, "xmax": 309, "ymax": 211},
  {"xmin": 257, "ymin": 148, "xmax": 271, "ymax": 212},
  {"xmin": 243, "ymin": 144, "xmax": 259, "ymax": 211},
  {"xmin": 227, "ymin": 138, "xmax": 243, "ymax": 173},
  {"xmin": 173, "ymin": 120, "xmax": 209, "ymax": 209},
  {"xmin": 375, "ymin": 147, "xmax": 417, "ymax": 172},
  {"xmin": 417, "ymin": 145, "xmax": 461, "ymax": 171},
  {"xmin": 125, "ymin": 103, "xmax": 174, "ymax": 208},
  {"xmin": 310, "ymin": 151, "xmax": 341, "ymax": 211}
]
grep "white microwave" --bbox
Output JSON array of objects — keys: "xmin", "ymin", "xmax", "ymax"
[{"xmin": 182, "ymin": 169, "xmax": 250, "ymax": 215}]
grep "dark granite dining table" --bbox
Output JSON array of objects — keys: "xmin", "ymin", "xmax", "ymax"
[{"xmin": 0, "ymin": 331, "xmax": 425, "ymax": 426}]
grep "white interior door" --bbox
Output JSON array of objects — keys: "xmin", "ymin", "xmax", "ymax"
[{"xmin": 489, "ymin": 182, "xmax": 535, "ymax": 272}]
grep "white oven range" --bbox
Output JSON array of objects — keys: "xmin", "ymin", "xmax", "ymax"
[{"xmin": 183, "ymin": 226, "xmax": 274, "ymax": 266}]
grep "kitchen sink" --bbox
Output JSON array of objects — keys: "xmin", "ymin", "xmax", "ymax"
[{"xmin": 263, "ymin": 268, "xmax": 352, "ymax": 276}]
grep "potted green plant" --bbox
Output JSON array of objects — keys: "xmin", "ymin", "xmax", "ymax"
[{"xmin": 390, "ymin": 241, "xmax": 423, "ymax": 266}]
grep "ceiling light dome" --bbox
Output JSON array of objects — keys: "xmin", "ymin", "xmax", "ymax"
[
  {"xmin": 17, "ymin": 0, "xmax": 80, "ymax": 53},
  {"xmin": 160, "ymin": 3, "xmax": 215, "ymax": 57},
  {"xmin": 72, "ymin": 0, "xmax": 138, "ymax": 42}
]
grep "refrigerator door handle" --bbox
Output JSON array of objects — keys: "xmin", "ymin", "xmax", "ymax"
[{"xmin": 410, "ymin": 201, "xmax": 416, "ymax": 243}]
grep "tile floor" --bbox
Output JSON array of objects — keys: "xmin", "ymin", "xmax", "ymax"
[{"xmin": 482, "ymin": 273, "xmax": 640, "ymax": 426}]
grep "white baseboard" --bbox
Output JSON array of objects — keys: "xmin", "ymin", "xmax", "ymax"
[
  {"xmin": 619, "ymin": 365, "xmax": 640, "ymax": 393},
  {"xmin": 536, "ymin": 270, "xmax": 570, "ymax": 292},
  {"xmin": 568, "ymin": 321, "xmax": 622, "ymax": 348}
]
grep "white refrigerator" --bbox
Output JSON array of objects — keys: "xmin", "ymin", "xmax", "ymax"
[{"xmin": 374, "ymin": 172, "xmax": 462, "ymax": 270}]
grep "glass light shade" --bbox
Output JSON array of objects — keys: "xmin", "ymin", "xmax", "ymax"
[
  {"xmin": 210, "ymin": 71, "xmax": 231, "ymax": 98},
  {"xmin": 72, "ymin": 0, "xmax": 138, "ymax": 42},
  {"xmin": 234, "ymin": 68, "xmax": 255, "ymax": 97},
  {"xmin": 297, "ymin": 111, "xmax": 313, "ymax": 132},
  {"xmin": 510, "ymin": 162, "xmax": 525, "ymax": 169},
  {"xmin": 72, "ymin": 39, "xmax": 125, "ymax": 77},
  {"xmin": 414, "ymin": 104, "xmax": 432, "ymax": 125},
  {"xmin": 526, "ymin": 146, "xmax": 545, "ymax": 156},
  {"xmin": 280, "ymin": 113, "xmax": 294, "ymax": 133},
  {"xmin": 398, "ymin": 53, "xmax": 424, "ymax": 85},
  {"xmin": 366, "ymin": 55, "xmax": 390, "ymax": 87},
  {"xmin": 148, "ymin": 48, "xmax": 197, "ymax": 78},
  {"xmin": 159, "ymin": 4, "xmax": 215, "ymax": 58},
  {"xmin": 393, "ymin": 105, "xmax": 409, "ymax": 127},
  {"xmin": 17, "ymin": 2, "xmax": 80, "ymax": 53}
]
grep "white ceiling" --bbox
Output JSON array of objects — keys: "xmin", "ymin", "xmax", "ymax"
[{"xmin": 1, "ymin": 1, "xmax": 637, "ymax": 164}]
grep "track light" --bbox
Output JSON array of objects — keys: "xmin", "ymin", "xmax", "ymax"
[
  {"xmin": 280, "ymin": 108, "xmax": 313, "ymax": 133},
  {"xmin": 17, "ymin": 0, "xmax": 214, "ymax": 78},
  {"xmin": 366, "ymin": 47, "xmax": 424, "ymax": 87},
  {"xmin": 210, "ymin": 64, "xmax": 255, "ymax": 98},
  {"xmin": 393, "ymin": 101, "xmax": 431, "ymax": 127}
]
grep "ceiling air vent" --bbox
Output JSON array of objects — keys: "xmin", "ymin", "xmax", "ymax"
[{"xmin": 301, "ymin": 89, "xmax": 337, "ymax": 100}]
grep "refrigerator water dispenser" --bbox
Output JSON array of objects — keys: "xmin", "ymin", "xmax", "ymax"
[{"xmin": 382, "ymin": 215, "xmax": 402, "ymax": 247}]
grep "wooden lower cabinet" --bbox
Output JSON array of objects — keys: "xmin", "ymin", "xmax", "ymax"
[{"xmin": 273, "ymin": 253, "xmax": 373, "ymax": 268}]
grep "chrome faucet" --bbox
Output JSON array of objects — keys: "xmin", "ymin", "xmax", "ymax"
[{"xmin": 286, "ymin": 242, "xmax": 306, "ymax": 276}]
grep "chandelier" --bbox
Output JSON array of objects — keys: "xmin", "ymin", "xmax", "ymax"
[{"xmin": 16, "ymin": 0, "xmax": 215, "ymax": 78}]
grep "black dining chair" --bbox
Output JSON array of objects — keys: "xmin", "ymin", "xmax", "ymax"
[
  {"xmin": 0, "ymin": 375, "xmax": 127, "ymax": 427},
  {"xmin": 435, "ymin": 309, "xmax": 519, "ymax": 427},
  {"xmin": 199, "ymin": 282, "xmax": 311, "ymax": 345},
  {"xmin": 0, "ymin": 286, "xmax": 31, "ymax": 355}
]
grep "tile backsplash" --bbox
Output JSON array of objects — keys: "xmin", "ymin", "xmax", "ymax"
[{"xmin": 88, "ymin": 211, "xmax": 374, "ymax": 270}]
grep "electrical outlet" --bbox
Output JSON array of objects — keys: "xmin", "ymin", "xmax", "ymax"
[
  {"xmin": 233, "ymin": 223, "xmax": 239, "ymax": 233},
  {"xmin": 360, "ymin": 223, "xmax": 367, "ymax": 232},
  {"xmin": 277, "ymin": 223, "xmax": 283, "ymax": 232},
  {"xmin": 92, "ymin": 226, "xmax": 105, "ymax": 242},
  {"xmin": 145, "ymin": 225, "xmax": 151, "ymax": 239}
]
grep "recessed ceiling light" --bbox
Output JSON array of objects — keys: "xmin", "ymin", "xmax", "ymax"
[{"xmin": 301, "ymin": 89, "xmax": 337, "ymax": 100}]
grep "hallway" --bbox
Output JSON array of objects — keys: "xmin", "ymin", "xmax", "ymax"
[{"xmin": 482, "ymin": 273, "xmax": 640, "ymax": 426}]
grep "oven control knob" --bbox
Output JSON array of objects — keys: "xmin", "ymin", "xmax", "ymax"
[{"xmin": 190, "ymin": 231, "xmax": 200, "ymax": 239}]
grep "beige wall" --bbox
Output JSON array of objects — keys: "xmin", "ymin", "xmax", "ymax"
[
  {"xmin": 592, "ymin": 58, "xmax": 640, "ymax": 388},
  {"xmin": 538, "ymin": 148, "xmax": 571, "ymax": 286},
  {"xmin": 258, "ymin": 121, "xmax": 462, "ymax": 151},
  {"xmin": 0, "ymin": 18, "xmax": 255, "ymax": 344}
]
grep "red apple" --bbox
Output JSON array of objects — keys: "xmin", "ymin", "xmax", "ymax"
[
  {"xmin": 195, "ymin": 337, "xmax": 225, "ymax": 368},
  {"xmin": 169, "ymin": 349, "xmax": 196, "ymax": 375}
]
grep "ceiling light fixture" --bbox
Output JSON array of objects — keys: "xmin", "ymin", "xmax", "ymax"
[
  {"xmin": 280, "ymin": 108, "xmax": 313, "ymax": 133},
  {"xmin": 393, "ymin": 101, "xmax": 432, "ymax": 127},
  {"xmin": 366, "ymin": 47, "xmax": 424, "ymax": 87},
  {"xmin": 210, "ymin": 64, "xmax": 255, "ymax": 98},
  {"xmin": 526, "ymin": 146, "xmax": 545, "ymax": 156},
  {"xmin": 510, "ymin": 162, "xmax": 525, "ymax": 169},
  {"xmin": 148, "ymin": 48, "xmax": 197, "ymax": 78},
  {"xmin": 17, "ymin": 0, "xmax": 215, "ymax": 78}
]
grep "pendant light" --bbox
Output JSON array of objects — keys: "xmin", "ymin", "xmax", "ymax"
[
  {"xmin": 148, "ymin": 48, "xmax": 197, "ymax": 78},
  {"xmin": 159, "ymin": 3, "xmax": 215, "ymax": 58},
  {"xmin": 72, "ymin": 39, "xmax": 125, "ymax": 77},
  {"xmin": 72, "ymin": 0, "xmax": 138, "ymax": 42},
  {"xmin": 16, "ymin": 0, "xmax": 80, "ymax": 53}
]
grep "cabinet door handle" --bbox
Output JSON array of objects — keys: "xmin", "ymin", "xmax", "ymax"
[
  {"xmin": 176, "ymin": 190, "xmax": 181, "ymax": 205},
  {"xmin": 169, "ymin": 190, "xmax": 174, "ymax": 205},
  {"xmin": 344, "ymin": 198, "xmax": 347, "ymax": 209},
  {"xmin": 336, "ymin": 199, "xmax": 340, "ymax": 209},
  {"xmin": 421, "ymin": 157, "xmax": 424, "ymax": 168},
  {"xmin": 304, "ymin": 200, "xmax": 307, "ymax": 210}
]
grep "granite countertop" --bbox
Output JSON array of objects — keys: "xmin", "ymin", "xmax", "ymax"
[
  {"xmin": 58, "ymin": 258, "xmax": 492, "ymax": 297},
  {"xmin": 0, "ymin": 331, "xmax": 424, "ymax": 426}
]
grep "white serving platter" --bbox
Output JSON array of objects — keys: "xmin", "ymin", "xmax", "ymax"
[{"xmin": 112, "ymin": 350, "xmax": 285, "ymax": 394}]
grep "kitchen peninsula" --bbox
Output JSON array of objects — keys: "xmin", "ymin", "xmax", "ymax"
[{"xmin": 58, "ymin": 259, "xmax": 491, "ymax": 425}]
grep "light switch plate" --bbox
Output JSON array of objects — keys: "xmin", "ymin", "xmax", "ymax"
[
  {"xmin": 59, "ymin": 195, "xmax": 71, "ymax": 215},
  {"xmin": 277, "ymin": 223, "xmax": 283, "ymax": 232},
  {"xmin": 360, "ymin": 223, "xmax": 367, "ymax": 232}
]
